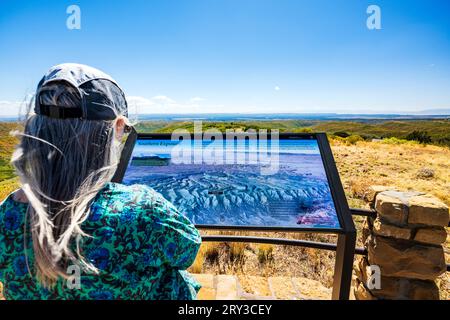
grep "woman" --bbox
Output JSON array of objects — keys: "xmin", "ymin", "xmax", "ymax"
[{"xmin": 0, "ymin": 63, "xmax": 201, "ymax": 300}]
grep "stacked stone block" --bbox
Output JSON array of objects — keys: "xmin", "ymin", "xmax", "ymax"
[{"xmin": 354, "ymin": 186, "xmax": 449, "ymax": 300}]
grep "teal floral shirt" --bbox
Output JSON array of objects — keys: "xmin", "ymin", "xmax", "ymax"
[{"xmin": 0, "ymin": 182, "xmax": 201, "ymax": 300}]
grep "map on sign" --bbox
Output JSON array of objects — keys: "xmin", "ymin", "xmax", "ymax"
[{"xmin": 121, "ymin": 134, "xmax": 340, "ymax": 230}]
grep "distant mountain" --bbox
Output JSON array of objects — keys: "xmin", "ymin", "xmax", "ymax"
[
  {"xmin": 414, "ymin": 108, "xmax": 450, "ymax": 115},
  {"xmin": 1, "ymin": 110, "xmax": 449, "ymax": 122},
  {"xmin": 130, "ymin": 113, "xmax": 449, "ymax": 121}
]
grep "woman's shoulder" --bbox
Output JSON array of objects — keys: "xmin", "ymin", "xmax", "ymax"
[
  {"xmin": 0, "ymin": 189, "xmax": 28, "ymax": 206},
  {"xmin": 89, "ymin": 182, "xmax": 173, "ymax": 222},
  {"xmin": 101, "ymin": 182, "xmax": 162, "ymax": 203},
  {"xmin": 0, "ymin": 190, "xmax": 28, "ymax": 234}
]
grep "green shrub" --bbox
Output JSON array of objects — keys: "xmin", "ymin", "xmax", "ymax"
[
  {"xmin": 257, "ymin": 244, "xmax": 274, "ymax": 264},
  {"xmin": 334, "ymin": 131, "xmax": 350, "ymax": 138},
  {"xmin": 382, "ymin": 137, "xmax": 411, "ymax": 145},
  {"xmin": 406, "ymin": 131, "xmax": 432, "ymax": 144},
  {"xmin": 346, "ymin": 135, "xmax": 363, "ymax": 145},
  {"xmin": 293, "ymin": 127, "xmax": 313, "ymax": 133},
  {"xmin": 437, "ymin": 135, "xmax": 450, "ymax": 148},
  {"xmin": 360, "ymin": 134, "xmax": 379, "ymax": 141}
]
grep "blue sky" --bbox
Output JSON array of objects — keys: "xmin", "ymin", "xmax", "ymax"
[{"xmin": 1, "ymin": 0, "xmax": 450, "ymax": 115}]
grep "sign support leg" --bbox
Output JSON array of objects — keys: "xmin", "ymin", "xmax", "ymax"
[{"xmin": 331, "ymin": 232, "xmax": 356, "ymax": 300}]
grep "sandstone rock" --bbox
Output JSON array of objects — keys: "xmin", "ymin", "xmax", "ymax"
[
  {"xmin": 353, "ymin": 257, "xmax": 369, "ymax": 287},
  {"xmin": 216, "ymin": 275, "xmax": 238, "ymax": 300},
  {"xmin": 238, "ymin": 275, "xmax": 272, "ymax": 297},
  {"xmin": 197, "ymin": 287, "xmax": 216, "ymax": 300},
  {"xmin": 268, "ymin": 277, "xmax": 299, "ymax": 300},
  {"xmin": 407, "ymin": 279, "xmax": 441, "ymax": 300},
  {"xmin": 365, "ymin": 185, "xmax": 395, "ymax": 205},
  {"xmin": 361, "ymin": 218, "xmax": 372, "ymax": 245},
  {"xmin": 372, "ymin": 276, "xmax": 404, "ymax": 299},
  {"xmin": 416, "ymin": 168, "xmax": 435, "ymax": 180},
  {"xmin": 355, "ymin": 256, "xmax": 374, "ymax": 279},
  {"xmin": 373, "ymin": 276, "xmax": 439, "ymax": 300},
  {"xmin": 353, "ymin": 256, "xmax": 365, "ymax": 279},
  {"xmin": 414, "ymin": 227, "xmax": 448, "ymax": 245},
  {"xmin": 353, "ymin": 278, "xmax": 377, "ymax": 300},
  {"xmin": 367, "ymin": 235, "xmax": 446, "ymax": 281},
  {"xmin": 375, "ymin": 192, "xmax": 411, "ymax": 226},
  {"xmin": 372, "ymin": 217, "xmax": 412, "ymax": 240},
  {"xmin": 353, "ymin": 257, "xmax": 378, "ymax": 300},
  {"xmin": 193, "ymin": 273, "xmax": 215, "ymax": 289},
  {"xmin": 291, "ymin": 277, "xmax": 331, "ymax": 300},
  {"xmin": 355, "ymin": 256, "xmax": 440, "ymax": 300},
  {"xmin": 408, "ymin": 195, "xmax": 449, "ymax": 227}
]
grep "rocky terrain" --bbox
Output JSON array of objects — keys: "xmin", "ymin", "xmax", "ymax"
[{"xmin": 123, "ymin": 157, "xmax": 339, "ymax": 229}]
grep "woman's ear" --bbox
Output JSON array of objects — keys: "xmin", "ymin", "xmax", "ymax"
[{"xmin": 115, "ymin": 117, "xmax": 126, "ymax": 140}]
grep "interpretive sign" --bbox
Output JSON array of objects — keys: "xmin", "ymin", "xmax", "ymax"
[{"xmin": 116, "ymin": 132, "xmax": 348, "ymax": 232}]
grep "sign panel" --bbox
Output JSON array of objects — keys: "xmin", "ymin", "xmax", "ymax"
[{"xmin": 119, "ymin": 133, "xmax": 343, "ymax": 230}]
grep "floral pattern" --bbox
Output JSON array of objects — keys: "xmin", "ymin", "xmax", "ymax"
[{"xmin": 0, "ymin": 182, "xmax": 201, "ymax": 300}]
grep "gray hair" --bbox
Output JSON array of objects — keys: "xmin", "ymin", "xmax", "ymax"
[{"xmin": 11, "ymin": 83, "xmax": 127, "ymax": 286}]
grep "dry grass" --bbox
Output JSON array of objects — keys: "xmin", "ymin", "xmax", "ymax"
[
  {"xmin": 332, "ymin": 139, "xmax": 450, "ymax": 206},
  {"xmin": 189, "ymin": 242, "xmax": 220, "ymax": 273},
  {"xmin": 257, "ymin": 244, "xmax": 274, "ymax": 264},
  {"xmin": 188, "ymin": 230, "xmax": 338, "ymax": 286},
  {"xmin": 0, "ymin": 177, "xmax": 19, "ymax": 203},
  {"xmin": 331, "ymin": 139, "xmax": 450, "ymax": 299}
]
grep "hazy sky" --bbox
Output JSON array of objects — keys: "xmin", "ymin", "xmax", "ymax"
[{"xmin": 1, "ymin": 0, "xmax": 450, "ymax": 115}]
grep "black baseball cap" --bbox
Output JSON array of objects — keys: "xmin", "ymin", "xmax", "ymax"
[{"xmin": 34, "ymin": 63, "xmax": 128, "ymax": 120}]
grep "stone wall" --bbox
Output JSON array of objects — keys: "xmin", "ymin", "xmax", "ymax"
[{"xmin": 354, "ymin": 186, "xmax": 449, "ymax": 300}]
